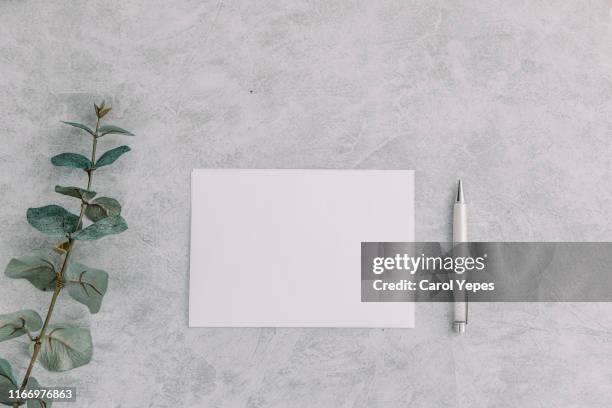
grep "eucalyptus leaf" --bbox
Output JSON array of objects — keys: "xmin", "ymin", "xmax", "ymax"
[
  {"xmin": 97, "ymin": 107, "xmax": 111, "ymax": 118},
  {"xmin": 54, "ymin": 186, "xmax": 96, "ymax": 201},
  {"xmin": 34, "ymin": 324, "xmax": 92, "ymax": 372},
  {"xmin": 97, "ymin": 125, "xmax": 134, "ymax": 137},
  {"xmin": 27, "ymin": 205, "xmax": 79, "ymax": 236},
  {"xmin": 0, "ymin": 310, "xmax": 43, "ymax": 342},
  {"xmin": 95, "ymin": 146, "xmax": 130, "ymax": 168},
  {"xmin": 65, "ymin": 262, "xmax": 108, "ymax": 314},
  {"xmin": 0, "ymin": 358, "xmax": 17, "ymax": 406},
  {"xmin": 26, "ymin": 378, "xmax": 52, "ymax": 408},
  {"xmin": 95, "ymin": 102, "xmax": 112, "ymax": 119},
  {"xmin": 4, "ymin": 250, "xmax": 60, "ymax": 291},
  {"xmin": 50, "ymin": 153, "xmax": 91, "ymax": 170},
  {"xmin": 71, "ymin": 215, "xmax": 127, "ymax": 241},
  {"xmin": 60, "ymin": 121, "xmax": 93, "ymax": 136},
  {"xmin": 84, "ymin": 197, "xmax": 121, "ymax": 222}
]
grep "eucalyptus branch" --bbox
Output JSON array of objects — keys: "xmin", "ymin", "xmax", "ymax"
[
  {"xmin": 17, "ymin": 117, "xmax": 99, "ymax": 394},
  {"xmin": 1, "ymin": 102, "xmax": 133, "ymax": 408}
]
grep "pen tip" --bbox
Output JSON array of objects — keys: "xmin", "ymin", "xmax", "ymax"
[{"xmin": 456, "ymin": 180, "xmax": 465, "ymax": 203}]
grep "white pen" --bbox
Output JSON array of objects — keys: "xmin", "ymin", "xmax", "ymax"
[{"xmin": 453, "ymin": 180, "xmax": 468, "ymax": 333}]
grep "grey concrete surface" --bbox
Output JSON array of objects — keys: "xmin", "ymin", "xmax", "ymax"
[{"xmin": 1, "ymin": 1, "xmax": 611, "ymax": 407}]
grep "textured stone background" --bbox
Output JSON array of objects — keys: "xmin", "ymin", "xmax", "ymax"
[{"xmin": 1, "ymin": 1, "xmax": 611, "ymax": 407}]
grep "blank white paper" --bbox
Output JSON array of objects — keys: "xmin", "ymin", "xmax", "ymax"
[{"xmin": 189, "ymin": 169, "xmax": 415, "ymax": 328}]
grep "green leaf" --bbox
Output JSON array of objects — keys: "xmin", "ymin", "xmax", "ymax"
[
  {"xmin": 26, "ymin": 378, "xmax": 52, "ymax": 408},
  {"xmin": 50, "ymin": 153, "xmax": 91, "ymax": 170},
  {"xmin": 54, "ymin": 186, "xmax": 96, "ymax": 201},
  {"xmin": 34, "ymin": 324, "xmax": 92, "ymax": 372},
  {"xmin": 95, "ymin": 146, "xmax": 130, "ymax": 168},
  {"xmin": 27, "ymin": 205, "xmax": 79, "ymax": 236},
  {"xmin": 0, "ymin": 310, "xmax": 43, "ymax": 342},
  {"xmin": 84, "ymin": 197, "xmax": 121, "ymax": 222},
  {"xmin": 0, "ymin": 358, "xmax": 18, "ymax": 406},
  {"xmin": 71, "ymin": 215, "xmax": 127, "ymax": 241},
  {"xmin": 61, "ymin": 121, "xmax": 93, "ymax": 136},
  {"xmin": 65, "ymin": 262, "xmax": 108, "ymax": 314},
  {"xmin": 5, "ymin": 250, "xmax": 60, "ymax": 291},
  {"xmin": 97, "ymin": 125, "xmax": 134, "ymax": 137}
]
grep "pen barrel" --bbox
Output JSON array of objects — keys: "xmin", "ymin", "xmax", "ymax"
[
  {"xmin": 452, "ymin": 203, "xmax": 468, "ymax": 329},
  {"xmin": 453, "ymin": 203, "xmax": 467, "ymax": 243}
]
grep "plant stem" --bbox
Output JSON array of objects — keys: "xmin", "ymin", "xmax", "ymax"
[
  {"xmin": 15, "ymin": 117, "xmax": 100, "ymax": 401},
  {"xmin": 18, "ymin": 240, "xmax": 74, "ymax": 391}
]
